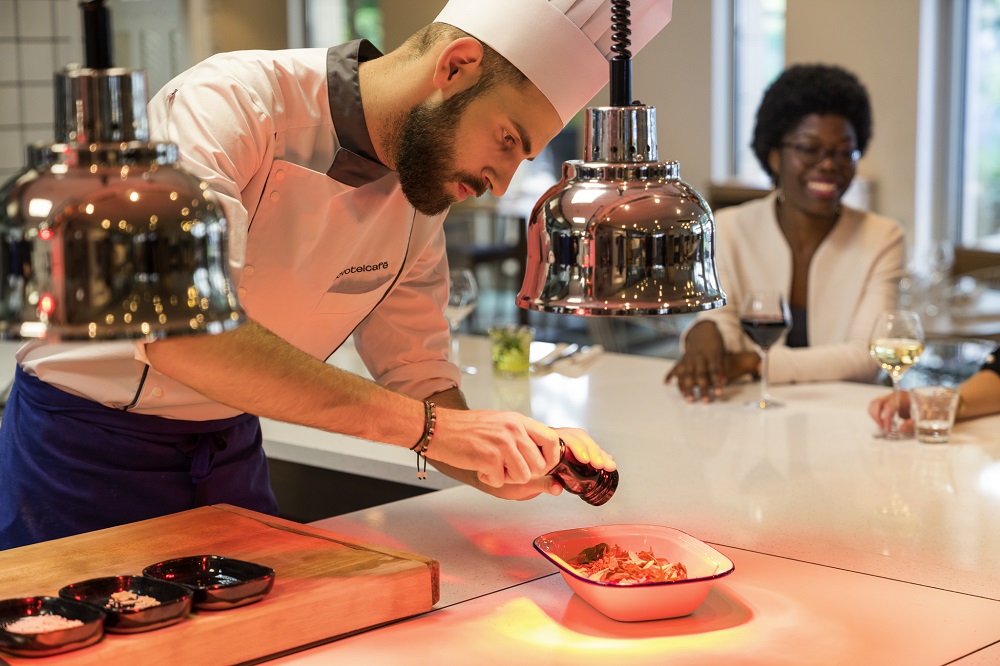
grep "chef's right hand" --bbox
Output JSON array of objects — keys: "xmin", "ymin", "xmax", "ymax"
[
  {"xmin": 425, "ymin": 408, "xmax": 572, "ymax": 489},
  {"xmin": 454, "ymin": 423, "xmax": 614, "ymax": 501}
]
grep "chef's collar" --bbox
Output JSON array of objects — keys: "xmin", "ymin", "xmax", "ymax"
[{"xmin": 326, "ymin": 40, "xmax": 392, "ymax": 186}]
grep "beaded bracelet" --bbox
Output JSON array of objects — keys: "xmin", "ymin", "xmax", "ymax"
[{"xmin": 410, "ymin": 400, "xmax": 437, "ymax": 480}]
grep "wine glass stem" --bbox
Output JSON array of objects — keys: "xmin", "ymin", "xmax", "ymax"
[
  {"xmin": 759, "ymin": 349, "xmax": 771, "ymax": 405},
  {"xmin": 450, "ymin": 326, "xmax": 461, "ymax": 366},
  {"xmin": 888, "ymin": 376, "xmax": 902, "ymax": 438}
]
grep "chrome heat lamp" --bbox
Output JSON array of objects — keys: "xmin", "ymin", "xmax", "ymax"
[
  {"xmin": 0, "ymin": 0, "xmax": 244, "ymax": 341},
  {"xmin": 516, "ymin": 0, "xmax": 726, "ymax": 316}
]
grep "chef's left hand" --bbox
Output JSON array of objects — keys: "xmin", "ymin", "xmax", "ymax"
[{"xmin": 554, "ymin": 426, "xmax": 615, "ymax": 474}]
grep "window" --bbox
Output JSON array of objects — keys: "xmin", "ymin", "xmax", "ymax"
[
  {"xmin": 960, "ymin": 0, "xmax": 1000, "ymax": 247},
  {"xmin": 303, "ymin": 0, "xmax": 383, "ymax": 51},
  {"xmin": 731, "ymin": 0, "xmax": 786, "ymax": 185}
]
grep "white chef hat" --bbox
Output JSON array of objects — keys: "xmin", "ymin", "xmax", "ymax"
[{"xmin": 434, "ymin": 0, "xmax": 673, "ymax": 125}]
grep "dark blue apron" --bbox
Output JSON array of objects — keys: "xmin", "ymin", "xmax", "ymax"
[{"xmin": 0, "ymin": 365, "xmax": 278, "ymax": 550}]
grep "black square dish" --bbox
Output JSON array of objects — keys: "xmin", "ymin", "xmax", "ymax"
[
  {"xmin": 0, "ymin": 596, "xmax": 105, "ymax": 657},
  {"xmin": 59, "ymin": 575, "xmax": 193, "ymax": 633},
  {"xmin": 143, "ymin": 555, "xmax": 275, "ymax": 610}
]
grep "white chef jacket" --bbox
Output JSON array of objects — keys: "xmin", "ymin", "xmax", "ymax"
[{"xmin": 17, "ymin": 41, "xmax": 461, "ymax": 420}]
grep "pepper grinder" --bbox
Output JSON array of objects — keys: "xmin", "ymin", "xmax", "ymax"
[{"xmin": 549, "ymin": 440, "xmax": 618, "ymax": 506}]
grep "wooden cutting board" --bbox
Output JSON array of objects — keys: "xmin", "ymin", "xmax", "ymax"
[{"xmin": 0, "ymin": 504, "xmax": 439, "ymax": 665}]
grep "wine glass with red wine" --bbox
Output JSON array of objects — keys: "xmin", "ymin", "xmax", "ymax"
[{"xmin": 740, "ymin": 291, "xmax": 792, "ymax": 409}]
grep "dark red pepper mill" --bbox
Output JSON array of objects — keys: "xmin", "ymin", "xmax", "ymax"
[{"xmin": 549, "ymin": 439, "xmax": 618, "ymax": 506}]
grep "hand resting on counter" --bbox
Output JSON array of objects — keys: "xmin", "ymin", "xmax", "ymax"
[
  {"xmin": 868, "ymin": 366, "xmax": 1000, "ymax": 433},
  {"xmin": 665, "ymin": 320, "xmax": 760, "ymax": 403}
]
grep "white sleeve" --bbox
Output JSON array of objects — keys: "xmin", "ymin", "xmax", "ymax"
[
  {"xmin": 141, "ymin": 56, "xmax": 277, "ymax": 364},
  {"xmin": 352, "ymin": 225, "xmax": 461, "ymax": 400},
  {"xmin": 147, "ymin": 55, "xmax": 277, "ymax": 269}
]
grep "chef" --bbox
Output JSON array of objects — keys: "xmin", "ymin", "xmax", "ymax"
[{"xmin": 0, "ymin": 0, "xmax": 673, "ymax": 549}]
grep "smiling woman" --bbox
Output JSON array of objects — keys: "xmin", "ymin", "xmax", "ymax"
[{"xmin": 665, "ymin": 63, "xmax": 907, "ymax": 402}]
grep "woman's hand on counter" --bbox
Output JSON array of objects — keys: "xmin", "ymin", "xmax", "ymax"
[
  {"xmin": 665, "ymin": 321, "xmax": 759, "ymax": 402},
  {"xmin": 868, "ymin": 389, "xmax": 914, "ymax": 433}
]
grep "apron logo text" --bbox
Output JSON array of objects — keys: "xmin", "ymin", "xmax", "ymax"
[{"xmin": 335, "ymin": 261, "xmax": 389, "ymax": 279}]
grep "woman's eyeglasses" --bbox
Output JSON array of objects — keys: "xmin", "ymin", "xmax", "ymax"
[{"xmin": 782, "ymin": 143, "xmax": 861, "ymax": 167}]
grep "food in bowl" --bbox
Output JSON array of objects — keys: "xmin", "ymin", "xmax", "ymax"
[
  {"xmin": 0, "ymin": 596, "xmax": 105, "ymax": 657},
  {"xmin": 568, "ymin": 542, "xmax": 688, "ymax": 584},
  {"xmin": 58, "ymin": 575, "xmax": 192, "ymax": 634},
  {"xmin": 105, "ymin": 590, "xmax": 161, "ymax": 611},
  {"xmin": 4, "ymin": 614, "xmax": 84, "ymax": 633},
  {"xmin": 534, "ymin": 524, "xmax": 735, "ymax": 621}
]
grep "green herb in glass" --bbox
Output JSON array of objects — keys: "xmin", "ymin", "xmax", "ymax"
[{"xmin": 489, "ymin": 325, "xmax": 533, "ymax": 377}]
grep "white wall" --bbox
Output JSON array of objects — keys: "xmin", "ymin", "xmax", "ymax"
[
  {"xmin": 0, "ymin": 0, "xmax": 82, "ymax": 181},
  {"xmin": 785, "ymin": 0, "xmax": 920, "ymax": 238},
  {"xmin": 109, "ymin": 0, "xmax": 190, "ymax": 96},
  {"xmin": 633, "ymin": 1, "xmax": 714, "ymax": 206}
]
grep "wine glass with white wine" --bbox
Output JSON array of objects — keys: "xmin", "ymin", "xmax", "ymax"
[
  {"xmin": 445, "ymin": 268, "xmax": 479, "ymax": 374},
  {"xmin": 868, "ymin": 310, "xmax": 924, "ymax": 440}
]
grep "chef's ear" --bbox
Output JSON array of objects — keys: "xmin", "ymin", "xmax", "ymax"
[{"xmin": 432, "ymin": 37, "xmax": 484, "ymax": 96}]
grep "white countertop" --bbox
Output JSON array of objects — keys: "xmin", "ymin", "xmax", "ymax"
[
  {"xmin": 276, "ymin": 547, "xmax": 1000, "ymax": 665},
  {"xmin": 2, "ymin": 335, "xmax": 998, "ymax": 663},
  {"xmin": 268, "ymin": 335, "xmax": 1000, "ymax": 664}
]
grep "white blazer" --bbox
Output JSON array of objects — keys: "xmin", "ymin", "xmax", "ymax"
[{"xmin": 687, "ymin": 191, "xmax": 907, "ymax": 384}]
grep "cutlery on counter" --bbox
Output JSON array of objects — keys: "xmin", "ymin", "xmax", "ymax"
[
  {"xmin": 532, "ymin": 344, "xmax": 603, "ymax": 372},
  {"xmin": 534, "ymin": 343, "xmax": 580, "ymax": 370}
]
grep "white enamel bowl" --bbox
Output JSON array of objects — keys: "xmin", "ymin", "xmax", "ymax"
[{"xmin": 533, "ymin": 524, "xmax": 735, "ymax": 622}]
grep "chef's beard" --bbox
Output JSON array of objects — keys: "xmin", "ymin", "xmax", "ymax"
[{"xmin": 395, "ymin": 95, "xmax": 487, "ymax": 217}]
